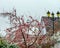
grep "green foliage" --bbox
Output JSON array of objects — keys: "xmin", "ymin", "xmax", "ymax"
[
  {"xmin": 0, "ymin": 37, "xmax": 19, "ymax": 48},
  {"xmin": 9, "ymin": 44, "xmax": 19, "ymax": 48}
]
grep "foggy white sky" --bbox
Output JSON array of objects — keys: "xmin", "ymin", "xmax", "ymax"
[
  {"xmin": 0, "ymin": 0, "xmax": 60, "ymax": 37},
  {"xmin": 0, "ymin": 0, "xmax": 60, "ymax": 17}
]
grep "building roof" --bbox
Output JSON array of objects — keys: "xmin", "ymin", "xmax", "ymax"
[{"xmin": 41, "ymin": 17, "xmax": 60, "ymax": 36}]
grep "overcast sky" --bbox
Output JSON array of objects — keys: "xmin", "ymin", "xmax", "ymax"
[
  {"xmin": 0, "ymin": 0, "xmax": 60, "ymax": 17},
  {"xmin": 0, "ymin": 0, "xmax": 60, "ymax": 37}
]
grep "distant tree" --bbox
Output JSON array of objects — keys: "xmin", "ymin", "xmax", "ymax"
[{"xmin": 0, "ymin": 9, "xmax": 45, "ymax": 48}]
